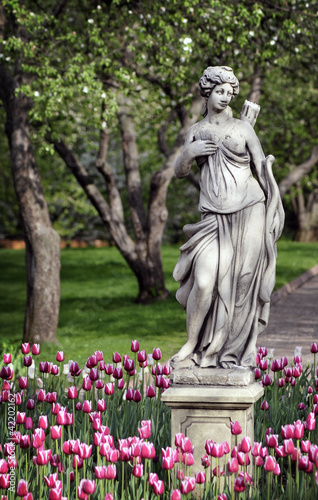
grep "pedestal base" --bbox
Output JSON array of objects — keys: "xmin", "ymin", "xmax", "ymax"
[{"xmin": 162, "ymin": 382, "xmax": 264, "ymax": 480}]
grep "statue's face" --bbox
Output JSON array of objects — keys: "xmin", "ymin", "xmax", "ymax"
[{"xmin": 208, "ymin": 83, "xmax": 233, "ymax": 113}]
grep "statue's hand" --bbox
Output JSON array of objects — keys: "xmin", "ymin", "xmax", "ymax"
[{"xmin": 187, "ymin": 140, "xmax": 217, "ymax": 160}]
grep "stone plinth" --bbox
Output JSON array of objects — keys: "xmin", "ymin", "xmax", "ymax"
[{"xmin": 162, "ymin": 371, "xmax": 264, "ymax": 485}]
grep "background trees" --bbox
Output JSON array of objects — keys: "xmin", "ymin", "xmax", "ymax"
[{"xmin": 0, "ymin": 0, "xmax": 317, "ymax": 340}]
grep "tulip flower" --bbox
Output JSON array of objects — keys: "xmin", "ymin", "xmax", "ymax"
[
  {"xmin": 231, "ymin": 421, "xmax": 242, "ymax": 435},
  {"xmin": 105, "ymin": 363, "xmax": 114, "ymax": 375},
  {"xmin": 195, "ymin": 471, "xmax": 206, "ymax": 484},
  {"xmin": 37, "ymin": 389, "xmax": 46, "ymax": 402},
  {"xmin": 86, "ymin": 355, "xmax": 98, "ymax": 368},
  {"xmin": 67, "ymin": 386, "xmax": 78, "ymax": 399},
  {"xmin": 131, "ymin": 340, "xmax": 140, "ymax": 352},
  {"xmin": 89, "ymin": 367, "xmax": 99, "ymax": 381},
  {"xmin": 51, "ymin": 365, "xmax": 59, "ymax": 376},
  {"xmin": 17, "ymin": 411, "xmax": 26, "ymax": 425},
  {"xmin": 153, "ymin": 479, "xmax": 164, "ymax": 495},
  {"xmin": 180, "ymin": 477, "xmax": 196, "ymax": 495},
  {"xmin": 20, "ymin": 435, "xmax": 31, "ymax": 449},
  {"xmin": 82, "ymin": 400, "xmax": 92, "ymax": 413},
  {"xmin": 82, "ymin": 376, "xmax": 92, "ymax": 391},
  {"xmin": 0, "ymin": 459, "xmax": 8, "ymax": 474},
  {"xmin": 104, "ymin": 383, "xmax": 114, "ymax": 395},
  {"xmin": 264, "ymin": 455, "xmax": 276, "ymax": 472},
  {"xmin": 240, "ymin": 437, "xmax": 251, "ymax": 453},
  {"xmin": 294, "ymin": 420, "xmax": 304, "ymax": 439},
  {"xmin": 78, "ymin": 443, "xmax": 93, "ymax": 459},
  {"xmin": 51, "ymin": 426, "xmax": 62, "ymax": 440},
  {"xmin": 23, "ymin": 356, "xmax": 32, "ymax": 366},
  {"xmin": 140, "ymin": 442, "xmax": 156, "ymax": 459},
  {"xmin": 234, "ymin": 476, "xmax": 246, "ymax": 492},
  {"xmin": 146, "ymin": 384, "xmax": 156, "ymax": 398},
  {"xmin": 133, "ymin": 389, "xmax": 142, "ymax": 402},
  {"xmin": 17, "ymin": 479, "xmax": 29, "ymax": 497},
  {"xmin": 97, "ymin": 399, "xmax": 106, "ymax": 412},
  {"xmin": 69, "ymin": 361, "xmax": 82, "ymax": 377},
  {"xmin": 96, "ymin": 379, "xmax": 104, "ymax": 389},
  {"xmin": 266, "ymin": 434, "xmax": 279, "ymax": 448},
  {"xmin": 171, "ymin": 490, "xmax": 182, "ymax": 500},
  {"xmin": 25, "ymin": 417, "xmax": 33, "ymax": 430},
  {"xmin": 137, "ymin": 350, "xmax": 147, "ymax": 363},
  {"xmin": 22, "ymin": 342, "xmax": 30, "ymax": 354},
  {"xmin": 81, "ymin": 479, "xmax": 95, "ymax": 495},
  {"xmin": 112, "ymin": 352, "xmax": 121, "ymax": 363},
  {"xmin": 181, "ymin": 437, "xmax": 193, "ymax": 453},
  {"xmin": 201, "ymin": 454, "xmax": 211, "ymax": 467},
  {"xmin": 105, "ymin": 495, "xmax": 114, "ymax": 500},
  {"xmin": 44, "ymin": 473, "xmax": 59, "ymax": 488},
  {"xmin": 260, "ymin": 400, "xmax": 269, "ymax": 411},
  {"xmin": 3, "ymin": 353, "xmax": 11, "ymax": 364},
  {"xmin": 118, "ymin": 378, "xmax": 125, "ymax": 389},
  {"xmin": 105, "ymin": 464, "xmax": 117, "ymax": 479},
  {"xmin": 152, "ymin": 348, "xmax": 162, "ymax": 360},
  {"xmin": 227, "ymin": 457, "xmax": 239, "ymax": 473},
  {"xmin": 36, "ymin": 449, "xmax": 52, "ymax": 465},
  {"xmin": 113, "ymin": 367, "xmax": 123, "ymax": 379},
  {"xmin": 46, "ymin": 392, "xmax": 57, "ymax": 403},
  {"xmin": 95, "ymin": 465, "xmax": 106, "ymax": 479},
  {"xmin": 281, "ymin": 424, "xmax": 294, "ymax": 439},
  {"xmin": 0, "ymin": 366, "xmax": 13, "ymax": 380},
  {"xmin": 148, "ymin": 473, "xmax": 159, "ymax": 486},
  {"xmin": 31, "ymin": 344, "xmax": 40, "ymax": 355},
  {"xmin": 311, "ymin": 343, "xmax": 318, "ymax": 353},
  {"xmin": 132, "ymin": 464, "xmax": 143, "ymax": 477},
  {"xmin": 38, "ymin": 415, "xmax": 49, "ymax": 429},
  {"xmin": 271, "ymin": 358, "xmax": 282, "ymax": 372}
]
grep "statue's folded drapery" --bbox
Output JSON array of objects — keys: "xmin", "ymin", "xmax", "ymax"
[{"xmin": 173, "ymin": 142, "xmax": 284, "ymax": 368}]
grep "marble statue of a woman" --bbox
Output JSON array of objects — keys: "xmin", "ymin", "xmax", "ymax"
[{"xmin": 172, "ymin": 66, "xmax": 284, "ymax": 369}]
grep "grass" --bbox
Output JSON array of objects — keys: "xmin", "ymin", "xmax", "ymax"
[{"xmin": 0, "ymin": 240, "xmax": 317, "ymax": 366}]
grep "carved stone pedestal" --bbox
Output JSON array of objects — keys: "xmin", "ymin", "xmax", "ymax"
[{"xmin": 162, "ymin": 369, "xmax": 264, "ymax": 494}]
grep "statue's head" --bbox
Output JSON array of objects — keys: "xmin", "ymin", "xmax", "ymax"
[{"xmin": 199, "ymin": 66, "xmax": 239, "ymax": 100}]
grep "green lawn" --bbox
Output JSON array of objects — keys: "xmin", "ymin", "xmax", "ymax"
[{"xmin": 0, "ymin": 240, "xmax": 317, "ymax": 367}]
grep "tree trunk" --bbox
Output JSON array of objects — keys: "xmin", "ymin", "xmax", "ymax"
[
  {"xmin": 294, "ymin": 185, "xmax": 318, "ymax": 242},
  {"xmin": 1, "ymin": 71, "xmax": 60, "ymax": 343}
]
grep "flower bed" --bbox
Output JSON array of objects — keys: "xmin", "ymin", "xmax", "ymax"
[{"xmin": 0, "ymin": 341, "xmax": 317, "ymax": 499}]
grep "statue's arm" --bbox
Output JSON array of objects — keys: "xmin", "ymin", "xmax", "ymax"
[
  {"xmin": 174, "ymin": 125, "xmax": 217, "ymax": 178},
  {"xmin": 245, "ymin": 123, "xmax": 268, "ymax": 195}
]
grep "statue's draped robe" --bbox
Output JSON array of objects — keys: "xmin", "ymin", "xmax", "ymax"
[{"xmin": 173, "ymin": 127, "xmax": 284, "ymax": 367}]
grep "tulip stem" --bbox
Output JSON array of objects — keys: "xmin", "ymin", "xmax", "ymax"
[{"xmin": 121, "ymin": 460, "xmax": 125, "ymax": 500}]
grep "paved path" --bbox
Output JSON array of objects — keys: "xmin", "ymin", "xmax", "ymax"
[{"xmin": 258, "ymin": 273, "xmax": 318, "ymax": 364}]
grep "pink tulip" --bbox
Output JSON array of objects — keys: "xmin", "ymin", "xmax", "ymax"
[
  {"xmin": 181, "ymin": 437, "xmax": 193, "ymax": 453},
  {"xmin": 281, "ymin": 424, "xmax": 294, "ymax": 439},
  {"xmin": 311, "ymin": 343, "xmax": 318, "ymax": 353},
  {"xmin": 20, "ymin": 435, "xmax": 31, "ymax": 449},
  {"xmin": 0, "ymin": 459, "xmax": 8, "ymax": 474},
  {"xmin": 256, "ymin": 456, "xmax": 263, "ymax": 466},
  {"xmin": 264, "ymin": 455, "xmax": 276, "ymax": 472},
  {"xmin": 56, "ymin": 351, "xmax": 64, "ymax": 362},
  {"xmin": 82, "ymin": 377, "xmax": 92, "ymax": 391},
  {"xmin": 51, "ymin": 365, "xmax": 59, "ymax": 376},
  {"xmin": 0, "ymin": 366, "xmax": 13, "ymax": 380},
  {"xmin": 95, "ymin": 465, "xmax": 106, "ymax": 479},
  {"xmin": 231, "ymin": 421, "xmax": 242, "ymax": 435},
  {"xmin": 44, "ymin": 473, "xmax": 58, "ymax": 488},
  {"xmin": 131, "ymin": 339, "xmax": 139, "ymax": 352},
  {"xmin": 36, "ymin": 449, "xmax": 52, "ymax": 465},
  {"xmin": 97, "ymin": 399, "xmax": 106, "ymax": 412},
  {"xmin": 195, "ymin": 471, "xmax": 206, "ymax": 484},
  {"xmin": 105, "ymin": 363, "xmax": 114, "ymax": 375},
  {"xmin": 266, "ymin": 434, "xmax": 278, "ymax": 448},
  {"xmin": 86, "ymin": 355, "xmax": 98, "ymax": 368},
  {"xmin": 31, "ymin": 344, "xmax": 40, "ymax": 355},
  {"xmin": 294, "ymin": 420, "xmax": 304, "ymax": 439},
  {"xmin": 180, "ymin": 477, "xmax": 196, "ymax": 495},
  {"xmin": 259, "ymin": 358, "xmax": 268, "ymax": 371},
  {"xmin": 113, "ymin": 367, "xmax": 123, "ymax": 379},
  {"xmin": 105, "ymin": 464, "xmax": 117, "ymax": 479},
  {"xmin": 78, "ymin": 443, "xmax": 93, "ymax": 459},
  {"xmin": 69, "ymin": 361, "xmax": 82, "ymax": 377},
  {"xmin": 104, "ymin": 494, "xmax": 114, "ymax": 500},
  {"xmin": 81, "ymin": 479, "xmax": 95, "ymax": 495},
  {"xmin": 137, "ymin": 350, "xmax": 147, "ymax": 363},
  {"xmin": 306, "ymin": 413, "xmax": 316, "ymax": 431},
  {"xmin": 3, "ymin": 353, "xmax": 11, "ymax": 364},
  {"xmin": 72, "ymin": 455, "xmax": 83, "ymax": 470},
  {"xmin": 240, "ymin": 437, "xmax": 251, "ymax": 453},
  {"xmin": 175, "ymin": 432, "xmax": 185, "ymax": 448},
  {"xmin": 171, "ymin": 490, "xmax": 182, "ymax": 500},
  {"xmin": 17, "ymin": 479, "xmax": 29, "ymax": 496},
  {"xmin": 148, "ymin": 473, "xmax": 159, "ymax": 486},
  {"xmin": 51, "ymin": 426, "xmax": 62, "ymax": 440},
  {"xmin": 298, "ymin": 455, "xmax": 310, "ymax": 471},
  {"xmin": 237, "ymin": 452, "xmax": 250, "ymax": 466},
  {"xmin": 17, "ymin": 411, "xmax": 26, "ymax": 425},
  {"xmin": 22, "ymin": 342, "xmax": 30, "ymax": 354},
  {"xmin": 275, "ymin": 445, "xmax": 286, "ymax": 458},
  {"xmin": 162, "ymin": 456, "xmax": 174, "ymax": 470},
  {"xmin": 112, "ymin": 352, "xmax": 121, "ymax": 363},
  {"xmin": 201, "ymin": 453, "xmax": 211, "ymax": 467},
  {"xmin": 133, "ymin": 389, "xmax": 142, "ymax": 402},
  {"xmin": 67, "ymin": 386, "xmax": 78, "ymax": 399},
  {"xmin": 141, "ymin": 442, "xmax": 156, "ymax": 459},
  {"xmin": 89, "ymin": 368, "xmax": 99, "ymax": 381},
  {"xmin": 283, "ymin": 438, "xmax": 295, "ymax": 455},
  {"xmin": 234, "ymin": 476, "xmax": 246, "ymax": 492},
  {"xmin": 105, "ymin": 383, "xmax": 114, "ymax": 395},
  {"xmin": 146, "ymin": 384, "xmax": 156, "ymax": 398},
  {"xmin": 211, "ymin": 443, "xmax": 225, "ymax": 458},
  {"xmin": 38, "ymin": 415, "xmax": 49, "ymax": 429},
  {"xmin": 82, "ymin": 400, "xmax": 92, "ymax": 413},
  {"xmin": 153, "ymin": 348, "xmax": 162, "ymax": 360},
  {"xmin": 153, "ymin": 479, "xmax": 164, "ymax": 495},
  {"xmin": 0, "ymin": 473, "xmax": 10, "ymax": 488},
  {"xmin": 24, "ymin": 417, "xmax": 33, "ymax": 430},
  {"xmin": 271, "ymin": 358, "xmax": 282, "ymax": 372},
  {"xmin": 227, "ymin": 457, "xmax": 239, "ymax": 473},
  {"xmin": 96, "ymin": 379, "xmax": 104, "ymax": 389},
  {"xmin": 48, "ymin": 487, "xmax": 62, "ymax": 500},
  {"xmin": 132, "ymin": 464, "xmax": 143, "ymax": 477}
]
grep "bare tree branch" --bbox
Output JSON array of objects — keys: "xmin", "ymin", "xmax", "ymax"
[{"xmin": 279, "ymin": 146, "xmax": 318, "ymax": 197}]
